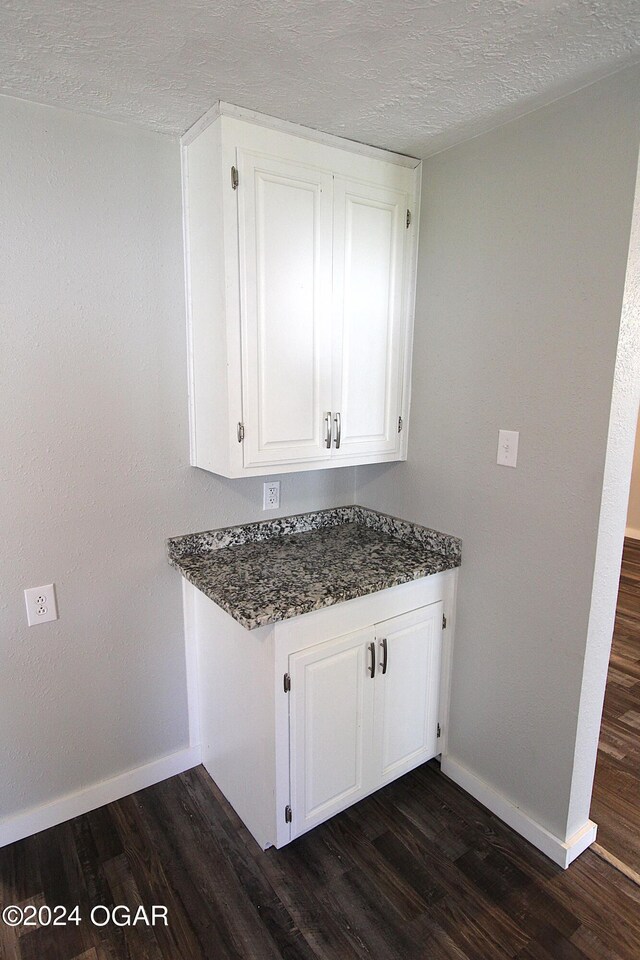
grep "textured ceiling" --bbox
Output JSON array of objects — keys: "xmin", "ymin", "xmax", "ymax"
[{"xmin": 2, "ymin": 0, "xmax": 639, "ymax": 156}]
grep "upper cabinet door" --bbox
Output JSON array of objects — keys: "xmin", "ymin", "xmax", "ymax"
[
  {"xmin": 331, "ymin": 173, "xmax": 409, "ymax": 460},
  {"xmin": 237, "ymin": 148, "xmax": 333, "ymax": 467}
]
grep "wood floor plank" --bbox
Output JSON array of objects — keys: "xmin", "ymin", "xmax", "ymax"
[
  {"xmin": 316, "ymin": 865, "xmax": 423, "ymax": 960},
  {"xmin": 257, "ymin": 823, "xmax": 368, "ymax": 960},
  {"xmin": 146, "ymin": 773, "xmax": 318, "ymax": 960},
  {"xmin": 545, "ymin": 851, "xmax": 640, "ymax": 960},
  {"xmin": 172, "ymin": 769, "xmax": 319, "ymax": 960},
  {"xmin": 372, "ymin": 829, "xmax": 447, "ymax": 908},
  {"xmin": 569, "ymin": 924, "xmax": 629, "ymax": 960},
  {"xmin": 403, "ymin": 918, "xmax": 475, "ymax": 960},
  {"xmin": 85, "ymin": 806, "xmax": 124, "ymax": 866},
  {"xmin": 425, "ymin": 891, "xmax": 524, "ymax": 960},
  {"xmin": 454, "ymin": 846, "xmax": 579, "ymax": 947},
  {"xmin": 107, "ymin": 794, "xmax": 209, "ymax": 960},
  {"xmin": 17, "ymin": 824, "xmax": 92, "ymax": 960},
  {"xmin": 320, "ymin": 815, "xmax": 431, "ymax": 923},
  {"xmin": 101, "ymin": 855, "xmax": 164, "ymax": 960},
  {"xmin": 514, "ymin": 928, "xmax": 590, "ymax": 960}
]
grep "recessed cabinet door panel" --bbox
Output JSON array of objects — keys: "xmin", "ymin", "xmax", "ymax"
[
  {"xmin": 289, "ymin": 628, "xmax": 375, "ymax": 839},
  {"xmin": 374, "ymin": 602, "xmax": 443, "ymax": 785},
  {"xmin": 332, "ymin": 176, "xmax": 408, "ymax": 459},
  {"xmin": 237, "ymin": 150, "xmax": 333, "ymax": 466}
]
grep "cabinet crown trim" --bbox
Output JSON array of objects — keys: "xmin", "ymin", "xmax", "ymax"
[{"xmin": 182, "ymin": 100, "xmax": 421, "ymax": 169}]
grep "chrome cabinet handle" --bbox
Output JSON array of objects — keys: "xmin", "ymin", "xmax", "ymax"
[
  {"xmin": 333, "ymin": 412, "xmax": 341, "ymax": 449},
  {"xmin": 368, "ymin": 641, "xmax": 376, "ymax": 679},
  {"xmin": 380, "ymin": 637, "xmax": 388, "ymax": 675},
  {"xmin": 324, "ymin": 412, "xmax": 332, "ymax": 448}
]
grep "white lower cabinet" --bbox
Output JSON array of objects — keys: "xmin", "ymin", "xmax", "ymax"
[
  {"xmin": 288, "ymin": 602, "xmax": 443, "ymax": 840},
  {"xmin": 187, "ymin": 570, "xmax": 456, "ymax": 850}
]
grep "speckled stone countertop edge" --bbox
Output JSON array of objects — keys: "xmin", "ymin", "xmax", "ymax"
[
  {"xmin": 175, "ymin": 554, "xmax": 458, "ymax": 631},
  {"xmin": 167, "ymin": 504, "xmax": 461, "ymax": 564}
]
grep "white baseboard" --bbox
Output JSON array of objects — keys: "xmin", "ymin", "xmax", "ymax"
[
  {"xmin": 0, "ymin": 744, "xmax": 202, "ymax": 849},
  {"xmin": 625, "ymin": 526, "xmax": 640, "ymax": 540},
  {"xmin": 441, "ymin": 756, "xmax": 597, "ymax": 869}
]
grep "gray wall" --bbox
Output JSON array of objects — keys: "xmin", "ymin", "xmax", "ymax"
[
  {"xmin": 356, "ymin": 68, "xmax": 640, "ymax": 841},
  {"xmin": 0, "ymin": 95, "xmax": 355, "ymax": 823}
]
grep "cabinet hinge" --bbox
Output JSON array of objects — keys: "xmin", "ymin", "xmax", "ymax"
[
  {"xmin": 237, "ymin": 422, "xmax": 245, "ymax": 443},
  {"xmin": 398, "ymin": 415, "xmax": 403, "ymax": 433},
  {"xmin": 231, "ymin": 165, "xmax": 239, "ymax": 190},
  {"xmin": 442, "ymin": 614, "xmax": 447, "ymax": 630},
  {"xmin": 437, "ymin": 723, "xmax": 442, "ymax": 739},
  {"xmin": 406, "ymin": 209, "xmax": 412, "ymax": 228},
  {"xmin": 283, "ymin": 672, "xmax": 291, "ymax": 693},
  {"xmin": 285, "ymin": 805, "xmax": 292, "ymax": 823}
]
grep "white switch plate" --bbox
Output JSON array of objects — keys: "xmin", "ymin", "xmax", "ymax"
[
  {"xmin": 263, "ymin": 481, "xmax": 280, "ymax": 510},
  {"xmin": 24, "ymin": 583, "xmax": 58, "ymax": 626},
  {"xmin": 497, "ymin": 430, "xmax": 519, "ymax": 468}
]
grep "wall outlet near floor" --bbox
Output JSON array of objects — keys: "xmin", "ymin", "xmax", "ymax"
[
  {"xmin": 24, "ymin": 584, "xmax": 58, "ymax": 626},
  {"xmin": 497, "ymin": 430, "xmax": 519, "ymax": 468},
  {"xmin": 263, "ymin": 481, "xmax": 280, "ymax": 510}
]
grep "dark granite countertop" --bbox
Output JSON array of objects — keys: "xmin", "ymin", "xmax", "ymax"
[{"xmin": 167, "ymin": 506, "xmax": 461, "ymax": 630}]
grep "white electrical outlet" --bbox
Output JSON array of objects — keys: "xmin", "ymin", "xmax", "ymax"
[
  {"xmin": 24, "ymin": 583, "xmax": 58, "ymax": 626},
  {"xmin": 263, "ymin": 481, "xmax": 280, "ymax": 510},
  {"xmin": 497, "ymin": 429, "xmax": 519, "ymax": 468}
]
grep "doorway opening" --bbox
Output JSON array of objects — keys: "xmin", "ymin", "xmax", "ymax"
[{"xmin": 590, "ymin": 414, "xmax": 640, "ymax": 884}]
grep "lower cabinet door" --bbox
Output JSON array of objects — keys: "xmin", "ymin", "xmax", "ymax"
[
  {"xmin": 373, "ymin": 602, "xmax": 443, "ymax": 785},
  {"xmin": 287, "ymin": 600, "xmax": 443, "ymax": 840},
  {"xmin": 288, "ymin": 627, "xmax": 375, "ymax": 839}
]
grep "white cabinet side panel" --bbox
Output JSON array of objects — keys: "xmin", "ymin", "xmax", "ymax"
[
  {"xmin": 193, "ymin": 586, "xmax": 277, "ymax": 849},
  {"xmin": 398, "ymin": 162, "xmax": 422, "ymax": 460},
  {"xmin": 182, "ymin": 122, "xmax": 230, "ymax": 474}
]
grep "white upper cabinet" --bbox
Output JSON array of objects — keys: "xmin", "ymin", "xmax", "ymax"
[{"xmin": 182, "ymin": 104, "xmax": 421, "ymax": 477}]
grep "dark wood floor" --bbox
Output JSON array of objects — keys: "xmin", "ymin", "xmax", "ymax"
[
  {"xmin": 3, "ymin": 544, "xmax": 640, "ymax": 960},
  {"xmin": 590, "ymin": 536, "xmax": 640, "ymax": 875},
  {"xmin": 2, "ymin": 757, "xmax": 640, "ymax": 960}
]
